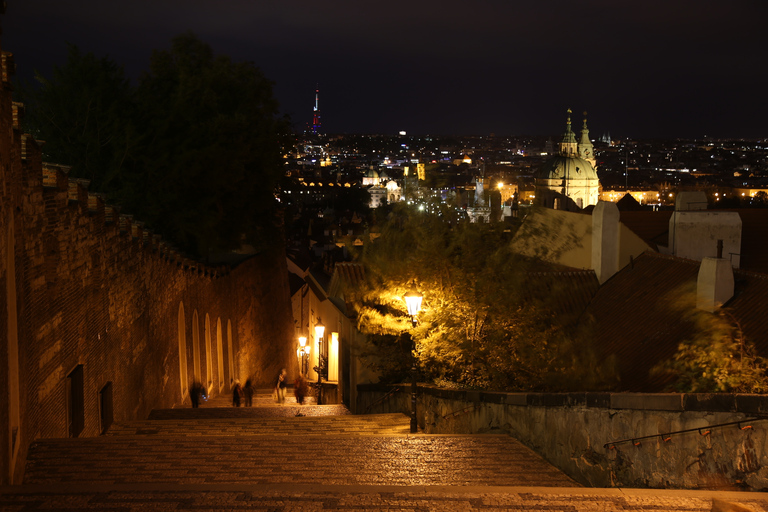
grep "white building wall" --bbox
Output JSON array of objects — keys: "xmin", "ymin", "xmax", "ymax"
[{"xmin": 668, "ymin": 211, "xmax": 742, "ymax": 268}]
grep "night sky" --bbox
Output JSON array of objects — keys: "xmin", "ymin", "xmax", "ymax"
[{"xmin": 3, "ymin": 1, "xmax": 767, "ymax": 139}]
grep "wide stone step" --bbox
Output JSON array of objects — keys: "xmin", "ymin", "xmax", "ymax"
[
  {"xmin": 106, "ymin": 413, "xmax": 410, "ymax": 437},
  {"xmin": 148, "ymin": 403, "xmax": 350, "ymax": 420},
  {"xmin": 3, "ymin": 486, "xmax": 766, "ymax": 511},
  {"xmin": 23, "ymin": 434, "xmax": 580, "ymax": 487},
  {"xmin": 193, "ymin": 388, "xmax": 317, "ymax": 408}
]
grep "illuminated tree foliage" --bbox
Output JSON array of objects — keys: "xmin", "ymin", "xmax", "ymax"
[
  {"xmin": 652, "ymin": 289, "xmax": 768, "ymax": 393},
  {"xmin": 352, "ymin": 201, "xmax": 615, "ymax": 392}
]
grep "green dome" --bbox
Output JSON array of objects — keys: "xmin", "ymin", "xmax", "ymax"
[{"xmin": 537, "ymin": 155, "xmax": 598, "ymax": 181}]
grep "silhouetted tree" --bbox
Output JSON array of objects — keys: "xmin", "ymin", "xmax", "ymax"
[
  {"xmin": 17, "ymin": 35, "xmax": 289, "ymax": 258},
  {"xmin": 16, "ymin": 44, "xmax": 136, "ymax": 194},
  {"xmin": 131, "ymin": 33, "xmax": 288, "ymax": 257}
]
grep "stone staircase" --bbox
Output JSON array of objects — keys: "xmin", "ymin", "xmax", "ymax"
[
  {"xmin": 22, "ymin": 388, "xmax": 577, "ymax": 487},
  {"xmin": 4, "ymin": 389, "xmax": 765, "ymax": 510}
]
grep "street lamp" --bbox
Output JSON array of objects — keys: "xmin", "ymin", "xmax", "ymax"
[
  {"xmin": 403, "ymin": 283, "xmax": 423, "ymax": 433},
  {"xmin": 314, "ymin": 319, "xmax": 325, "ymax": 405},
  {"xmin": 404, "ymin": 286, "xmax": 423, "ymax": 327},
  {"xmin": 298, "ymin": 336, "xmax": 309, "ymax": 375}
]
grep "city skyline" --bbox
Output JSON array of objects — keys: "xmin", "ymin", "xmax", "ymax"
[{"xmin": 4, "ymin": 1, "xmax": 767, "ymax": 139}]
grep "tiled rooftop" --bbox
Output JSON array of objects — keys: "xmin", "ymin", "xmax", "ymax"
[{"xmin": 587, "ymin": 251, "xmax": 768, "ymax": 391}]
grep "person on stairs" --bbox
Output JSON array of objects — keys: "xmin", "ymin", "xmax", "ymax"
[
  {"xmin": 232, "ymin": 380, "xmax": 242, "ymax": 407},
  {"xmin": 243, "ymin": 379, "xmax": 254, "ymax": 407},
  {"xmin": 190, "ymin": 381, "xmax": 205, "ymax": 408},
  {"xmin": 275, "ymin": 369, "xmax": 288, "ymax": 405}
]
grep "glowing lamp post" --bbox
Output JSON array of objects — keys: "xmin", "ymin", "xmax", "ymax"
[
  {"xmin": 404, "ymin": 287, "xmax": 423, "ymax": 327},
  {"xmin": 297, "ymin": 336, "xmax": 310, "ymax": 375},
  {"xmin": 314, "ymin": 320, "xmax": 325, "ymax": 405},
  {"xmin": 404, "ymin": 284, "xmax": 423, "ymax": 433}
]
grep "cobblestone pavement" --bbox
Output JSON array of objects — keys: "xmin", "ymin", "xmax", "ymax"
[
  {"xmin": 24, "ymin": 434, "xmax": 577, "ymax": 486},
  {"xmin": 6, "ymin": 393, "xmax": 768, "ymax": 511},
  {"xmin": 2, "ymin": 486, "xmax": 767, "ymax": 511},
  {"xmin": 149, "ymin": 403, "xmax": 351, "ymax": 420},
  {"xmin": 108, "ymin": 413, "xmax": 410, "ymax": 436},
  {"xmin": 187, "ymin": 388, "xmax": 319, "ymax": 408}
]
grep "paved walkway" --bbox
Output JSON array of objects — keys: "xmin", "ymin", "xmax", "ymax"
[{"xmin": 2, "ymin": 389, "xmax": 767, "ymax": 511}]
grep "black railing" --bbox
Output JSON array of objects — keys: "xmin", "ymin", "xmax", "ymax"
[
  {"xmin": 603, "ymin": 417, "xmax": 767, "ymax": 450},
  {"xmin": 364, "ymin": 386, "xmax": 400, "ymax": 414},
  {"xmin": 443, "ymin": 405, "xmax": 477, "ymax": 420}
]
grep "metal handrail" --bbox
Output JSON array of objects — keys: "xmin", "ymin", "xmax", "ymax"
[
  {"xmin": 603, "ymin": 417, "xmax": 767, "ymax": 450},
  {"xmin": 364, "ymin": 386, "xmax": 400, "ymax": 414},
  {"xmin": 443, "ymin": 405, "xmax": 476, "ymax": 420}
]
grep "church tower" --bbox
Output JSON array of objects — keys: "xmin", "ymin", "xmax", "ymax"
[
  {"xmin": 534, "ymin": 109, "xmax": 601, "ymax": 210},
  {"xmin": 559, "ymin": 109, "xmax": 578, "ymax": 157},
  {"xmin": 578, "ymin": 112, "xmax": 596, "ymax": 168}
]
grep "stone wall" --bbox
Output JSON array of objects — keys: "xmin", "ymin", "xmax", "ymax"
[
  {"xmin": 358, "ymin": 385, "xmax": 768, "ymax": 491},
  {"xmin": 0, "ymin": 27, "xmax": 295, "ymax": 484}
]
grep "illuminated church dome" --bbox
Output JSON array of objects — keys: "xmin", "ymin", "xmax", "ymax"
[
  {"xmin": 362, "ymin": 167, "xmax": 380, "ymax": 186},
  {"xmin": 538, "ymin": 155, "xmax": 598, "ymax": 182},
  {"xmin": 535, "ymin": 110, "xmax": 600, "ymax": 210}
]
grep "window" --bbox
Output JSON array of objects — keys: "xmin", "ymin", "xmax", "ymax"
[
  {"xmin": 67, "ymin": 365, "xmax": 84, "ymax": 438},
  {"xmin": 328, "ymin": 332, "xmax": 339, "ymax": 382}
]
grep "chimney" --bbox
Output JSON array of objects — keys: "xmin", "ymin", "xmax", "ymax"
[
  {"xmin": 697, "ymin": 241, "xmax": 734, "ymax": 312},
  {"xmin": 591, "ymin": 201, "xmax": 620, "ymax": 284}
]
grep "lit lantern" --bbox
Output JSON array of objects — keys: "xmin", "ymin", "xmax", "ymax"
[
  {"xmin": 404, "ymin": 284, "xmax": 423, "ymax": 325},
  {"xmin": 314, "ymin": 320, "xmax": 325, "ymax": 342}
]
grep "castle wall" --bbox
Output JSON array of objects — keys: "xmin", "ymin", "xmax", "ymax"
[{"xmin": 0, "ymin": 39, "xmax": 294, "ymax": 485}]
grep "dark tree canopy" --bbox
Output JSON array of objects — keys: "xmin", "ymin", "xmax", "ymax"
[
  {"xmin": 17, "ymin": 44, "xmax": 135, "ymax": 194},
  {"xmin": 132, "ymin": 33, "xmax": 288, "ymax": 257},
  {"xmin": 17, "ymin": 34, "xmax": 289, "ymax": 258}
]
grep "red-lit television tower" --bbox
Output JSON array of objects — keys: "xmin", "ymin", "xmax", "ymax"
[{"xmin": 311, "ymin": 87, "xmax": 321, "ymax": 134}]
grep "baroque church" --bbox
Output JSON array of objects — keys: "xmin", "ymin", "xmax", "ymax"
[{"xmin": 535, "ymin": 110, "xmax": 600, "ymax": 210}]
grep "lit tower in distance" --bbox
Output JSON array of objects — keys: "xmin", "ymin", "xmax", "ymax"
[{"xmin": 311, "ymin": 87, "xmax": 321, "ymax": 134}]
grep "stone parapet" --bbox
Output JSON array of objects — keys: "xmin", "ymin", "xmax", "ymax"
[{"xmin": 358, "ymin": 384, "xmax": 768, "ymax": 491}]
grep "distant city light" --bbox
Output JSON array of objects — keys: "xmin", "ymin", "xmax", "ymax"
[{"xmin": 399, "ymin": 131, "xmax": 406, "ymax": 136}]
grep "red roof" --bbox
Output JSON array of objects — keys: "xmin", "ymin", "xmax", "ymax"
[{"xmin": 617, "ymin": 210, "xmax": 673, "ymax": 250}]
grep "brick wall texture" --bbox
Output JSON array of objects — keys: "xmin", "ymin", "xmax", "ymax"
[{"xmin": 0, "ymin": 29, "xmax": 295, "ymax": 484}]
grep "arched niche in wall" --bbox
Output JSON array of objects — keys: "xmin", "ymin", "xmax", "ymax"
[
  {"xmin": 216, "ymin": 318, "xmax": 224, "ymax": 392},
  {"xmin": 178, "ymin": 302, "xmax": 188, "ymax": 400},
  {"xmin": 192, "ymin": 310, "xmax": 201, "ymax": 381},
  {"xmin": 227, "ymin": 319, "xmax": 235, "ymax": 386},
  {"xmin": 204, "ymin": 314, "xmax": 212, "ymax": 391},
  {"xmin": 6, "ymin": 217, "xmax": 21, "ymax": 483}
]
